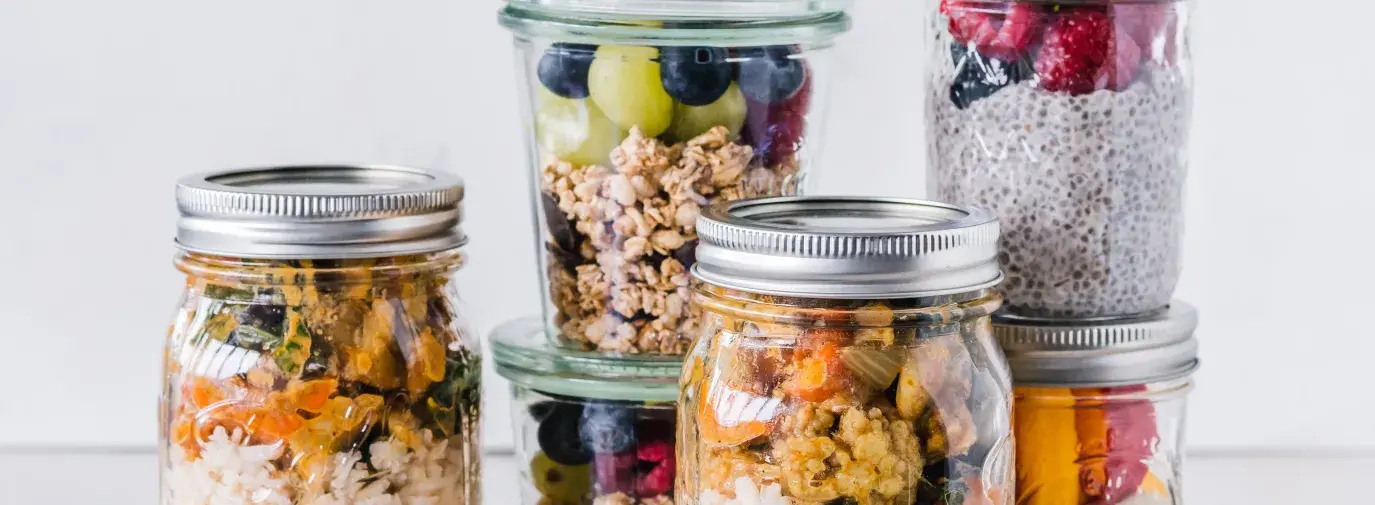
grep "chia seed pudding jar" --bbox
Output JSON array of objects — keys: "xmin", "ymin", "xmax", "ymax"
[
  {"xmin": 493, "ymin": 317, "xmax": 684, "ymax": 505},
  {"xmin": 679, "ymin": 197, "xmax": 1015, "ymax": 505},
  {"xmin": 996, "ymin": 303, "xmax": 1199, "ymax": 505},
  {"xmin": 926, "ymin": 0, "xmax": 1194, "ymax": 318},
  {"xmin": 161, "ymin": 166, "xmax": 482, "ymax": 505},
  {"xmin": 499, "ymin": 0, "xmax": 852, "ymax": 354}
]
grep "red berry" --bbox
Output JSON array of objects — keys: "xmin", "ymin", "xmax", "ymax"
[
  {"xmin": 1112, "ymin": 3, "xmax": 1169, "ymax": 52},
  {"xmin": 1034, "ymin": 9, "xmax": 1113, "ymax": 95},
  {"xmin": 1079, "ymin": 385, "xmax": 1158, "ymax": 505},
  {"xmin": 944, "ymin": 1, "xmax": 1044, "ymax": 60},
  {"xmin": 634, "ymin": 455, "xmax": 675, "ymax": 497},
  {"xmin": 592, "ymin": 451, "xmax": 637, "ymax": 495},
  {"xmin": 1094, "ymin": 28, "xmax": 1142, "ymax": 92},
  {"xmin": 635, "ymin": 438, "xmax": 672, "ymax": 463},
  {"xmin": 741, "ymin": 74, "xmax": 810, "ymax": 167}
]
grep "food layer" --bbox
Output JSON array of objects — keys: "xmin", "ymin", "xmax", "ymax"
[{"xmin": 522, "ymin": 394, "xmax": 678, "ymax": 505}]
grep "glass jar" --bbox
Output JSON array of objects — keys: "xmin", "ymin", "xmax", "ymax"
[
  {"xmin": 499, "ymin": 0, "xmax": 852, "ymax": 355},
  {"xmin": 995, "ymin": 303, "xmax": 1199, "ymax": 505},
  {"xmin": 493, "ymin": 317, "xmax": 684, "ymax": 505},
  {"xmin": 161, "ymin": 166, "xmax": 482, "ymax": 505},
  {"xmin": 678, "ymin": 197, "xmax": 1015, "ymax": 505},
  {"xmin": 926, "ymin": 0, "xmax": 1194, "ymax": 318}
]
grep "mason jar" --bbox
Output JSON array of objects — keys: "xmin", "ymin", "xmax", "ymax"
[
  {"xmin": 161, "ymin": 166, "xmax": 481, "ymax": 505},
  {"xmin": 927, "ymin": 0, "xmax": 1194, "ymax": 318},
  {"xmin": 996, "ymin": 303, "xmax": 1199, "ymax": 505},
  {"xmin": 493, "ymin": 317, "xmax": 684, "ymax": 505},
  {"xmin": 678, "ymin": 196, "xmax": 1015, "ymax": 505},
  {"xmin": 499, "ymin": 0, "xmax": 852, "ymax": 355}
]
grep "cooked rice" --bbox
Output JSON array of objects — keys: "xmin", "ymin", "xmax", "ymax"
[{"xmin": 699, "ymin": 478, "xmax": 792, "ymax": 505}]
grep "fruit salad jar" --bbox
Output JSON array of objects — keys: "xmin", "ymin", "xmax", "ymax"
[
  {"xmin": 927, "ymin": 0, "xmax": 1194, "ymax": 318},
  {"xmin": 679, "ymin": 197, "xmax": 1015, "ymax": 505},
  {"xmin": 499, "ymin": 0, "xmax": 852, "ymax": 355},
  {"xmin": 162, "ymin": 166, "xmax": 482, "ymax": 505},
  {"xmin": 493, "ymin": 317, "xmax": 685, "ymax": 505},
  {"xmin": 996, "ymin": 303, "xmax": 1199, "ymax": 505}
]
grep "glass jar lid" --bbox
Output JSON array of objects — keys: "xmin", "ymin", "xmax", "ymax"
[
  {"xmin": 693, "ymin": 196, "xmax": 1003, "ymax": 298},
  {"xmin": 499, "ymin": 1, "xmax": 851, "ymax": 46},
  {"xmin": 175, "ymin": 165, "xmax": 465, "ymax": 259},
  {"xmin": 995, "ymin": 302, "xmax": 1200, "ymax": 387},
  {"xmin": 491, "ymin": 317, "xmax": 683, "ymax": 402}
]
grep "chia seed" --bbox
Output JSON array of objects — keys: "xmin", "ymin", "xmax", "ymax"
[{"xmin": 928, "ymin": 63, "xmax": 1191, "ymax": 318}]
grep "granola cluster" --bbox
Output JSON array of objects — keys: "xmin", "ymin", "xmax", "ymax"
[{"xmin": 541, "ymin": 126, "xmax": 799, "ymax": 354}]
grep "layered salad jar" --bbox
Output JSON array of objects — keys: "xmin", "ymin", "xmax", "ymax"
[
  {"xmin": 996, "ymin": 303, "xmax": 1199, "ymax": 505},
  {"xmin": 678, "ymin": 197, "xmax": 1015, "ymax": 505},
  {"xmin": 161, "ymin": 166, "xmax": 482, "ymax": 505},
  {"xmin": 493, "ymin": 317, "xmax": 685, "ymax": 505},
  {"xmin": 499, "ymin": 0, "xmax": 852, "ymax": 354},
  {"xmin": 927, "ymin": 0, "xmax": 1194, "ymax": 318}
]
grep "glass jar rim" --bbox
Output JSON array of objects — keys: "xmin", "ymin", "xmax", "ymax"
[
  {"xmin": 491, "ymin": 317, "xmax": 683, "ymax": 402},
  {"xmin": 499, "ymin": 4, "xmax": 851, "ymax": 46}
]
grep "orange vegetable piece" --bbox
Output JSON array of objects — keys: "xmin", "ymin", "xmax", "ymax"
[
  {"xmin": 1013, "ymin": 387, "xmax": 1081, "ymax": 505},
  {"xmin": 288, "ymin": 378, "xmax": 338, "ymax": 413},
  {"xmin": 696, "ymin": 379, "xmax": 770, "ymax": 448},
  {"xmin": 783, "ymin": 340, "xmax": 847, "ymax": 402},
  {"xmin": 963, "ymin": 474, "xmax": 1007, "ymax": 505},
  {"xmin": 183, "ymin": 377, "xmax": 225, "ymax": 409}
]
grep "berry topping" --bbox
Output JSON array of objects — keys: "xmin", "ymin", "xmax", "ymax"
[
  {"xmin": 740, "ymin": 74, "xmax": 810, "ymax": 167},
  {"xmin": 1034, "ymin": 9, "xmax": 1113, "ymax": 95},
  {"xmin": 1113, "ymin": 3, "xmax": 1169, "ymax": 51},
  {"xmin": 736, "ymin": 46, "xmax": 807, "ymax": 104},
  {"xmin": 592, "ymin": 450, "xmax": 637, "ymax": 495},
  {"xmin": 538, "ymin": 43, "xmax": 597, "ymax": 99},
  {"xmin": 579, "ymin": 402, "xmax": 636, "ymax": 454},
  {"xmin": 949, "ymin": 43, "xmax": 1033, "ymax": 109},
  {"xmin": 538, "ymin": 403, "xmax": 593, "ymax": 465},
  {"xmin": 943, "ymin": 0, "xmax": 1044, "ymax": 60},
  {"xmin": 634, "ymin": 440, "xmax": 676, "ymax": 497},
  {"xmin": 659, "ymin": 46, "xmax": 733, "ymax": 106},
  {"xmin": 1093, "ymin": 28, "xmax": 1143, "ymax": 92}
]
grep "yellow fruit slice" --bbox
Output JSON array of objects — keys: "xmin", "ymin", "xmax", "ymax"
[{"xmin": 1013, "ymin": 387, "xmax": 1081, "ymax": 505}]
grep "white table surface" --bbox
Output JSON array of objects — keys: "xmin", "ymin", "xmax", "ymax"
[{"xmin": 1, "ymin": 451, "xmax": 1370, "ymax": 504}]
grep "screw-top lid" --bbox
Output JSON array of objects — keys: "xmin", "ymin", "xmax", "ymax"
[
  {"xmin": 491, "ymin": 317, "xmax": 683, "ymax": 402},
  {"xmin": 175, "ymin": 165, "xmax": 465, "ymax": 259},
  {"xmin": 995, "ymin": 302, "xmax": 1200, "ymax": 387},
  {"xmin": 693, "ymin": 196, "xmax": 1003, "ymax": 298}
]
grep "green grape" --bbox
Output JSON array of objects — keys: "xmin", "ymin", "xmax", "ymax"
[
  {"xmin": 535, "ymin": 87, "xmax": 627, "ymax": 166},
  {"xmin": 588, "ymin": 45, "xmax": 674, "ymax": 137},
  {"xmin": 667, "ymin": 82, "xmax": 747, "ymax": 143}
]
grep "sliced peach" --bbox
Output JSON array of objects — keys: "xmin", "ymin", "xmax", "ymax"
[
  {"xmin": 696, "ymin": 380, "xmax": 770, "ymax": 448},
  {"xmin": 1014, "ymin": 387, "xmax": 1081, "ymax": 505}
]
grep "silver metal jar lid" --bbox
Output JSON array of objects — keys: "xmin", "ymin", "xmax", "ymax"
[
  {"xmin": 175, "ymin": 165, "xmax": 466, "ymax": 259},
  {"xmin": 995, "ymin": 302, "xmax": 1200, "ymax": 387},
  {"xmin": 693, "ymin": 196, "xmax": 1003, "ymax": 298}
]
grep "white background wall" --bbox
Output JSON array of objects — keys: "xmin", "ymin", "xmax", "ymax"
[{"xmin": 1, "ymin": 0, "xmax": 1371, "ymax": 452}]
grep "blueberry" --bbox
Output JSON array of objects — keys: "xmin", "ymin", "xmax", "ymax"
[
  {"xmin": 659, "ymin": 46, "xmax": 733, "ymax": 106},
  {"xmin": 948, "ymin": 43, "xmax": 1032, "ymax": 110},
  {"xmin": 736, "ymin": 46, "xmax": 806, "ymax": 104},
  {"xmin": 538, "ymin": 43, "xmax": 597, "ymax": 99},
  {"xmin": 538, "ymin": 403, "xmax": 593, "ymax": 465},
  {"xmin": 579, "ymin": 402, "xmax": 635, "ymax": 454}
]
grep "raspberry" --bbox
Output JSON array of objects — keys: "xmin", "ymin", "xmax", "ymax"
[
  {"xmin": 944, "ymin": 1, "xmax": 1044, "ymax": 60},
  {"xmin": 635, "ymin": 438, "xmax": 672, "ymax": 463},
  {"xmin": 1034, "ymin": 9, "xmax": 1113, "ymax": 95},
  {"xmin": 592, "ymin": 451, "xmax": 637, "ymax": 495},
  {"xmin": 1094, "ymin": 28, "xmax": 1142, "ymax": 92},
  {"xmin": 634, "ymin": 454, "xmax": 676, "ymax": 497},
  {"xmin": 1112, "ymin": 3, "xmax": 1168, "ymax": 51}
]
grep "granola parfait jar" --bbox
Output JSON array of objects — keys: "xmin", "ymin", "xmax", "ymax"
[
  {"xmin": 680, "ymin": 196, "xmax": 1015, "ymax": 505},
  {"xmin": 493, "ymin": 317, "xmax": 684, "ymax": 505},
  {"xmin": 500, "ymin": 0, "xmax": 852, "ymax": 354},
  {"xmin": 927, "ymin": 0, "xmax": 1194, "ymax": 318},
  {"xmin": 161, "ymin": 166, "xmax": 482, "ymax": 505},
  {"xmin": 997, "ymin": 303, "xmax": 1198, "ymax": 505}
]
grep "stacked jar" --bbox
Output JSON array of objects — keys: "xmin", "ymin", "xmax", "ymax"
[
  {"xmin": 161, "ymin": 166, "xmax": 482, "ymax": 505},
  {"xmin": 926, "ymin": 0, "xmax": 1200, "ymax": 503},
  {"xmin": 500, "ymin": 0, "xmax": 852, "ymax": 355},
  {"xmin": 495, "ymin": 2, "xmax": 853, "ymax": 503},
  {"xmin": 678, "ymin": 197, "xmax": 1015, "ymax": 505}
]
